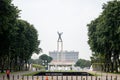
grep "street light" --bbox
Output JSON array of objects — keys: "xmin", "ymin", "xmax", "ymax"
[{"xmin": 42, "ymin": 60, "xmax": 48, "ymax": 70}]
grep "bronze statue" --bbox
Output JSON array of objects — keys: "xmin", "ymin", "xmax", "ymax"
[{"xmin": 57, "ymin": 32, "xmax": 63, "ymax": 42}]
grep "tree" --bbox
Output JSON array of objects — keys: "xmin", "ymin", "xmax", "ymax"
[
  {"xmin": 0, "ymin": 0, "xmax": 19, "ymax": 73},
  {"xmin": 75, "ymin": 59, "xmax": 91, "ymax": 68},
  {"xmin": 39, "ymin": 54, "xmax": 53, "ymax": 63},
  {"xmin": 0, "ymin": 0, "xmax": 41, "ymax": 72},
  {"xmin": 14, "ymin": 20, "xmax": 40, "ymax": 70},
  {"xmin": 39, "ymin": 54, "xmax": 52, "ymax": 70},
  {"xmin": 88, "ymin": 0, "xmax": 120, "ymax": 72}
]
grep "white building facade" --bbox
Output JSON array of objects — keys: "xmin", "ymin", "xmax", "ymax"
[
  {"xmin": 49, "ymin": 51, "xmax": 79, "ymax": 71},
  {"xmin": 49, "ymin": 51, "xmax": 78, "ymax": 62}
]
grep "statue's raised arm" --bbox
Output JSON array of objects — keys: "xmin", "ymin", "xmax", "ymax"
[{"xmin": 57, "ymin": 32, "xmax": 63, "ymax": 42}]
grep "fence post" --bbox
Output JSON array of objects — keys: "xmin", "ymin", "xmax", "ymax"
[
  {"xmin": 61, "ymin": 76, "xmax": 63, "ymax": 80},
  {"xmin": 13, "ymin": 75, "xmax": 14, "ymax": 80},
  {"xmin": 76, "ymin": 76, "xmax": 78, "ymax": 80},
  {"xmin": 96, "ymin": 76, "xmax": 97, "ymax": 80},
  {"xmin": 27, "ymin": 76, "xmax": 29, "ymax": 80},
  {"xmin": 51, "ymin": 76, "xmax": 53, "ymax": 80},
  {"xmin": 81, "ymin": 76, "xmax": 82, "ymax": 80},
  {"xmin": 114, "ymin": 76, "xmax": 117, "ymax": 80},
  {"xmin": 3, "ymin": 75, "xmax": 5, "ymax": 80},
  {"xmin": 116, "ymin": 76, "xmax": 117, "ymax": 80},
  {"xmin": 71, "ymin": 76, "xmax": 73, "ymax": 80},
  {"xmin": 106, "ymin": 76, "xmax": 108, "ymax": 80},
  {"xmin": 111, "ymin": 76, "xmax": 112, "ymax": 80},
  {"xmin": 17, "ymin": 75, "xmax": 19, "ymax": 79},
  {"xmin": 86, "ymin": 76, "xmax": 88, "ymax": 80},
  {"xmin": 42, "ymin": 76, "xmax": 44, "ymax": 80},
  {"xmin": 36, "ymin": 76, "xmax": 39, "ymax": 80},
  {"xmin": 21, "ymin": 76, "xmax": 24, "ymax": 80},
  {"xmin": 91, "ymin": 76, "xmax": 92, "ymax": 80},
  {"xmin": 57, "ymin": 76, "xmax": 58, "ymax": 80},
  {"xmin": 66, "ymin": 76, "xmax": 68, "ymax": 80},
  {"xmin": 32, "ymin": 76, "xmax": 34, "ymax": 80},
  {"xmin": 99, "ymin": 77, "xmax": 100, "ymax": 80}
]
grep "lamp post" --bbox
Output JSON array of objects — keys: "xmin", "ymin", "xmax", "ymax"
[
  {"xmin": 42, "ymin": 60, "xmax": 48, "ymax": 70},
  {"xmin": 45, "ymin": 60, "xmax": 48, "ymax": 70}
]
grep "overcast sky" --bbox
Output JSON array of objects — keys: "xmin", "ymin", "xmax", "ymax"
[{"xmin": 13, "ymin": 0, "xmax": 110, "ymax": 60}]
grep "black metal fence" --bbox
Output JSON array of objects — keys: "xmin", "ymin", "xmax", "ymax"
[{"xmin": 1, "ymin": 75, "xmax": 118, "ymax": 80}]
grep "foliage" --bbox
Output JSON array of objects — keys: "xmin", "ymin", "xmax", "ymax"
[
  {"xmin": 75, "ymin": 59, "xmax": 91, "ymax": 68},
  {"xmin": 32, "ymin": 64, "xmax": 44, "ymax": 69},
  {"xmin": 88, "ymin": 0, "xmax": 120, "ymax": 72},
  {"xmin": 39, "ymin": 54, "xmax": 53, "ymax": 63},
  {"xmin": 29, "ymin": 59, "xmax": 43, "ymax": 65},
  {"xmin": 23, "ymin": 71, "xmax": 41, "ymax": 76},
  {"xmin": 29, "ymin": 54, "xmax": 53, "ymax": 66},
  {"xmin": 0, "ymin": 0, "xmax": 41, "ymax": 72}
]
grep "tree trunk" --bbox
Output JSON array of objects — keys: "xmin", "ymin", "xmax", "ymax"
[
  {"xmin": 113, "ymin": 52, "xmax": 118, "ymax": 73},
  {"xmin": 111, "ymin": 62, "xmax": 114, "ymax": 72},
  {"xmin": 1, "ymin": 57, "xmax": 5, "ymax": 73},
  {"xmin": 118, "ymin": 57, "xmax": 120, "ymax": 72}
]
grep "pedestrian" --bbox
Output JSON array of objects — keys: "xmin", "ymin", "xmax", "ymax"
[{"xmin": 6, "ymin": 69, "xmax": 10, "ymax": 80}]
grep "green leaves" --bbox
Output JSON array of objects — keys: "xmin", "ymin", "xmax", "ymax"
[
  {"xmin": 39, "ymin": 54, "xmax": 53, "ymax": 63},
  {"xmin": 88, "ymin": 0, "xmax": 120, "ymax": 72},
  {"xmin": 0, "ymin": 0, "xmax": 40, "ymax": 71},
  {"xmin": 75, "ymin": 59, "xmax": 91, "ymax": 68}
]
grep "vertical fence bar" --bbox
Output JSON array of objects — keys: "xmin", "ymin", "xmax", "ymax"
[
  {"xmin": 86, "ymin": 76, "xmax": 88, "ymax": 80},
  {"xmin": 81, "ymin": 76, "xmax": 82, "ymax": 80},
  {"xmin": 51, "ymin": 76, "xmax": 53, "ymax": 80},
  {"xmin": 17, "ymin": 75, "xmax": 19, "ymax": 79},
  {"xmin": 76, "ymin": 76, "xmax": 78, "ymax": 80},
  {"xmin": 57, "ymin": 76, "xmax": 58, "ymax": 80},
  {"xmin": 23, "ymin": 76, "xmax": 24, "ymax": 80},
  {"xmin": 96, "ymin": 76, "xmax": 97, "ymax": 80},
  {"xmin": 114, "ymin": 76, "xmax": 117, "ymax": 80},
  {"xmin": 106, "ymin": 76, "xmax": 108, "ymax": 80},
  {"xmin": 91, "ymin": 76, "xmax": 92, "ymax": 80},
  {"xmin": 111, "ymin": 76, "xmax": 112, "ymax": 80},
  {"xmin": 13, "ymin": 75, "xmax": 14, "ymax": 80},
  {"xmin": 61, "ymin": 76, "xmax": 63, "ymax": 80},
  {"xmin": 21, "ymin": 76, "xmax": 24, "ymax": 80},
  {"xmin": 37, "ymin": 76, "xmax": 39, "ymax": 80},
  {"xmin": 32, "ymin": 76, "xmax": 34, "ymax": 80},
  {"xmin": 3, "ymin": 75, "xmax": 5, "ymax": 80},
  {"xmin": 99, "ymin": 77, "xmax": 100, "ymax": 80},
  {"xmin": 27, "ymin": 76, "xmax": 29, "ymax": 80},
  {"xmin": 42, "ymin": 76, "xmax": 44, "ymax": 80},
  {"xmin": 71, "ymin": 76, "xmax": 73, "ymax": 80},
  {"xmin": 66, "ymin": 76, "xmax": 68, "ymax": 80}
]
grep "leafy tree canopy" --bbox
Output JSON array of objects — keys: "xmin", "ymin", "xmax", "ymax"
[{"xmin": 75, "ymin": 59, "xmax": 91, "ymax": 68}]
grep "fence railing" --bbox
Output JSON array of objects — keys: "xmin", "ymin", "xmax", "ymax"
[{"xmin": 1, "ymin": 75, "xmax": 118, "ymax": 80}]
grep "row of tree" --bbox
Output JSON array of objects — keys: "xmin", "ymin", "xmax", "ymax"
[
  {"xmin": 75, "ymin": 59, "xmax": 91, "ymax": 69},
  {"xmin": 88, "ymin": 0, "xmax": 120, "ymax": 72},
  {"xmin": 0, "ymin": 0, "xmax": 41, "ymax": 72},
  {"xmin": 29, "ymin": 54, "xmax": 53, "ymax": 70}
]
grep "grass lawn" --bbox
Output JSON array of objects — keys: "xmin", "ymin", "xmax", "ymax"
[
  {"xmin": 87, "ymin": 72, "xmax": 101, "ymax": 76},
  {"xmin": 0, "ymin": 72, "xmax": 5, "ymax": 76},
  {"xmin": 23, "ymin": 71, "xmax": 40, "ymax": 76}
]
